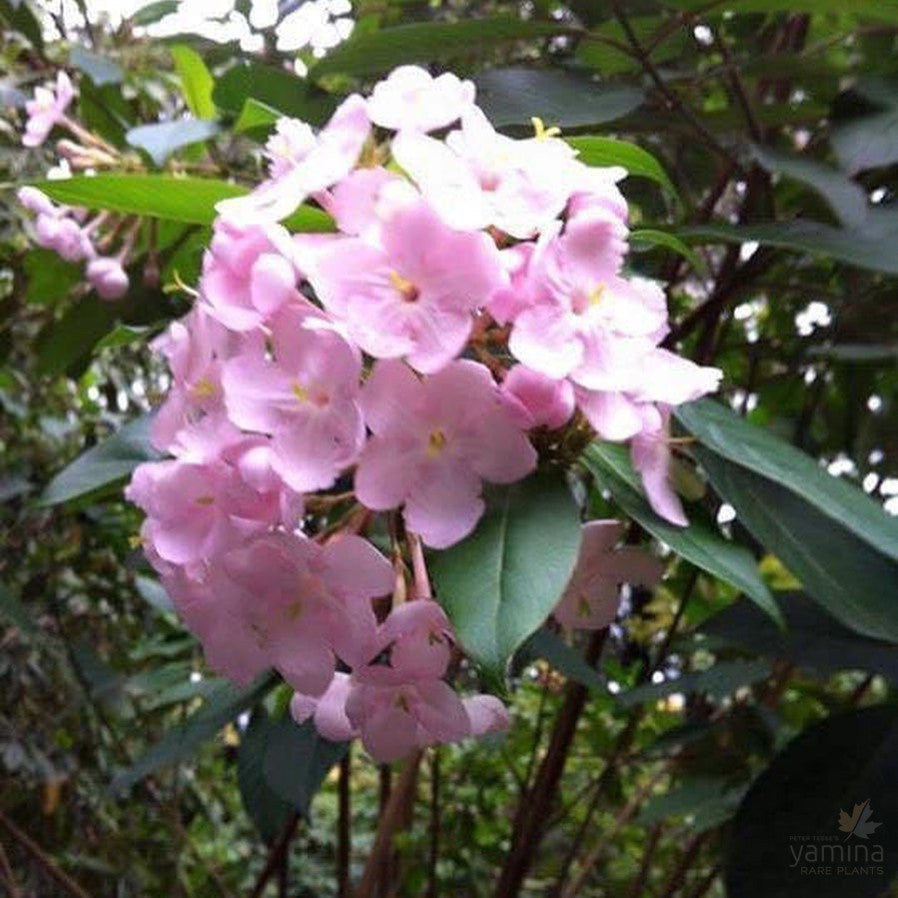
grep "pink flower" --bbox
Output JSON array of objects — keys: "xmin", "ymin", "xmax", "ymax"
[
  {"xmin": 308, "ymin": 194, "xmax": 505, "ymax": 374},
  {"xmin": 392, "ymin": 106, "xmax": 583, "ymax": 238},
  {"xmin": 318, "ymin": 166, "xmax": 400, "ymax": 237},
  {"xmin": 366, "ymin": 600, "xmax": 454, "ymax": 684},
  {"xmin": 126, "ymin": 418, "xmax": 296, "ymax": 569},
  {"xmin": 500, "ymin": 365, "xmax": 575, "ymax": 430},
  {"xmin": 17, "ymin": 186, "xmax": 56, "ymax": 216},
  {"xmin": 553, "ymin": 521, "xmax": 664, "ymax": 630},
  {"xmin": 23, "ymin": 71, "xmax": 75, "ymax": 148},
  {"xmin": 221, "ymin": 306, "xmax": 365, "ymax": 492},
  {"xmin": 86, "ymin": 257, "xmax": 129, "ymax": 300},
  {"xmin": 216, "ymin": 95, "xmax": 370, "ymax": 223},
  {"xmin": 367, "ymin": 65, "xmax": 476, "ymax": 133},
  {"xmin": 199, "ymin": 219, "xmax": 298, "ymax": 331},
  {"xmin": 463, "ymin": 695, "xmax": 510, "ymax": 737},
  {"xmin": 508, "ymin": 218, "xmax": 666, "ymax": 384},
  {"xmin": 355, "ymin": 360, "xmax": 536, "ymax": 548},
  {"xmin": 345, "ymin": 677, "xmax": 472, "ymax": 762},
  {"xmin": 290, "ymin": 673, "xmax": 358, "ymax": 742},
  {"xmin": 630, "ymin": 405, "xmax": 689, "ymax": 526}
]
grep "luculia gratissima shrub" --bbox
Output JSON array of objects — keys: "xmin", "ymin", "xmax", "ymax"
[{"xmin": 18, "ymin": 64, "xmax": 721, "ymax": 763}]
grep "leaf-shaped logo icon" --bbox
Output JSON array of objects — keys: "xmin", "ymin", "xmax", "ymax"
[{"xmin": 838, "ymin": 799, "xmax": 883, "ymax": 840}]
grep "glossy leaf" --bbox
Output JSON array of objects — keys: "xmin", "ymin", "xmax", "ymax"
[
  {"xmin": 583, "ymin": 442, "xmax": 783, "ymax": 626},
  {"xmin": 676, "ymin": 399, "xmax": 898, "ymax": 641},
  {"xmin": 473, "ymin": 67, "xmax": 644, "ymax": 129},
  {"xmin": 430, "ymin": 471, "xmax": 581, "ymax": 677},
  {"xmin": 630, "ymin": 228, "xmax": 704, "ymax": 271},
  {"xmin": 727, "ymin": 706, "xmax": 898, "ymax": 898},
  {"xmin": 41, "ymin": 416, "xmax": 160, "ymax": 506},
  {"xmin": 311, "ymin": 18, "xmax": 571, "ymax": 79},
  {"xmin": 111, "ymin": 672, "xmax": 278, "ymax": 792},
  {"xmin": 567, "ymin": 135, "xmax": 676, "ymax": 194},
  {"xmin": 703, "ymin": 592, "xmax": 898, "ymax": 683},
  {"xmin": 130, "ymin": 0, "xmax": 177, "ymax": 26},
  {"xmin": 170, "ymin": 45, "xmax": 216, "ymax": 120},
  {"xmin": 831, "ymin": 78, "xmax": 898, "ymax": 174},
  {"xmin": 618, "ymin": 659, "xmax": 771, "ymax": 706}
]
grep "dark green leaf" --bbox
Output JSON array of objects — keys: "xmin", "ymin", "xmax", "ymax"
[
  {"xmin": 234, "ymin": 98, "xmax": 280, "ymax": 134},
  {"xmin": 518, "ymin": 627, "xmax": 605, "ymax": 691},
  {"xmin": 23, "ymin": 250, "xmax": 82, "ymax": 306},
  {"xmin": 70, "ymin": 46, "xmax": 123, "ymax": 86},
  {"xmin": 676, "ymin": 399, "xmax": 898, "ymax": 641},
  {"xmin": 583, "ymin": 442, "xmax": 783, "ymax": 626},
  {"xmin": 237, "ymin": 709, "xmax": 294, "ymax": 844},
  {"xmin": 262, "ymin": 718, "xmax": 348, "ymax": 818},
  {"xmin": 127, "ymin": 119, "xmax": 221, "ymax": 167},
  {"xmin": 637, "ymin": 776, "xmax": 747, "ymax": 831},
  {"xmin": 130, "ymin": 0, "xmax": 178, "ymax": 26},
  {"xmin": 0, "ymin": 0, "xmax": 43, "ymax": 51},
  {"xmin": 726, "ymin": 706, "xmax": 898, "ymax": 898},
  {"xmin": 311, "ymin": 18, "xmax": 571, "ymax": 80},
  {"xmin": 41, "ymin": 416, "xmax": 160, "ymax": 506},
  {"xmin": 703, "ymin": 592, "xmax": 898, "ymax": 682},
  {"xmin": 831, "ymin": 78, "xmax": 898, "ymax": 174},
  {"xmin": 473, "ymin": 67, "xmax": 644, "ymax": 129},
  {"xmin": 618, "ymin": 659, "xmax": 771, "ymax": 706},
  {"xmin": 0, "ymin": 581, "xmax": 36, "ymax": 634},
  {"xmin": 430, "ymin": 471, "xmax": 581, "ymax": 677},
  {"xmin": 630, "ymin": 228, "xmax": 705, "ymax": 271},
  {"xmin": 170, "ymin": 45, "xmax": 216, "ymax": 120},
  {"xmin": 34, "ymin": 295, "xmax": 119, "ymax": 377},
  {"xmin": 213, "ymin": 63, "xmax": 335, "ymax": 125},
  {"xmin": 567, "ymin": 135, "xmax": 676, "ymax": 195},
  {"xmin": 576, "ymin": 16, "xmax": 689, "ymax": 76},
  {"xmin": 663, "ymin": 0, "xmax": 898, "ymax": 22},
  {"xmin": 111, "ymin": 672, "xmax": 278, "ymax": 792}
]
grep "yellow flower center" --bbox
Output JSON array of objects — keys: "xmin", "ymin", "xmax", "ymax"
[
  {"xmin": 577, "ymin": 594, "xmax": 592, "ymax": 618},
  {"xmin": 531, "ymin": 116, "xmax": 562, "ymax": 140},
  {"xmin": 292, "ymin": 381, "xmax": 310, "ymax": 403},
  {"xmin": 427, "ymin": 429, "xmax": 447, "ymax": 457},
  {"xmin": 190, "ymin": 377, "xmax": 216, "ymax": 399},
  {"xmin": 389, "ymin": 270, "xmax": 420, "ymax": 303},
  {"xmin": 194, "ymin": 495, "xmax": 215, "ymax": 506}
]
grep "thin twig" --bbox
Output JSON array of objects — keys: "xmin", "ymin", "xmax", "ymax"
[
  {"xmin": 0, "ymin": 838, "xmax": 22, "ymax": 898},
  {"xmin": 248, "ymin": 812, "xmax": 300, "ymax": 898},
  {"xmin": 338, "ymin": 751, "xmax": 352, "ymax": 898},
  {"xmin": 426, "ymin": 749, "xmax": 440, "ymax": 898},
  {"xmin": 0, "ymin": 811, "xmax": 93, "ymax": 898}
]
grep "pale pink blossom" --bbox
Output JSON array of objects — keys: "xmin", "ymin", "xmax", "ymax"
[
  {"xmin": 199, "ymin": 219, "xmax": 299, "ymax": 331},
  {"xmin": 23, "ymin": 71, "xmax": 75, "ymax": 148},
  {"xmin": 630, "ymin": 405, "xmax": 689, "ymax": 526},
  {"xmin": 221, "ymin": 307, "xmax": 365, "ymax": 492},
  {"xmin": 392, "ymin": 106, "xmax": 583, "ymax": 238},
  {"xmin": 308, "ymin": 194, "xmax": 505, "ymax": 374},
  {"xmin": 367, "ymin": 65, "xmax": 476, "ymax": 133},
  {"xmin": 216, "ymin": 94, "xmax": 370, "ymax": 223},
  {"xmin": 500, "ymin": 365, "xmax": 575, "ymax": 430},
  {"xmin": 318, "ymin": 166, "xmax": 400, "ymax": 237},
  {"xmin": 290, "ymin": 673, "xmax": 358, "ymax": 741},
  {"xmin": 553, "ymin": 521, "xmax": 664, "ymax": 630},
  {"xmin": 86, "ymin": 256, "xmax": 129, "ymax": 300},
  {"xmin": 355, "ymin": 360, "xmax": 536, "ymax": 548}
]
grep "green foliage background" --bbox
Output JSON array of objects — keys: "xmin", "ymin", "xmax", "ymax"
[{"xmin": 1, "ymin": 1, "xmax": 897, "ymax": 897}]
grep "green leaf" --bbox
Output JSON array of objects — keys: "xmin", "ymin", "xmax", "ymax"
[
  {"xmin": 750, "ymin": 144, "xmax": 869, "ymax": 228},
  {"xmin": 111, "ymin": 672, "xmax": 278, "ymax": 792},
  {"xmin": 726, "ymin": 706, "xmax": 898, "ymax": 898},
  {"xmin": 234, "ymin": 98, "xmax": 280, "ymax": 134},
  {"xmin": 127, "ymin": 119, "xmax": 222, "ymax": 167},
  {"xmin": 473, "ymin": 67, "xmax": 644, "ymax": 129},
  {"xmin": 94, "ymin": 324, "xmax": 158, "ymax": 351},
  {"xmin": 583, "ymin": 442, "xmax": 784, "ymax": 627},
  {"xmin": 23, "ymin": 250, "xmax": 82, "ymax": 306},
  {"xmin": 34, "ymin": 295, "xmax": 120, "ymax": 377},
  {"xmin": 311, "ymin": 18, "xmax": 571, "ymax": 80},
  {"xmin": 518, "ymin": 628, "xmax": 606, "ymax": 692},
  {"xmin": 630, "ymin": 228, "xmax": 705, "ymax": 271},
  {"xmin": 213, "ymin": 62, "xmax": 335, "ymax": 125},
  {"xmin": 831, "ymin": 78, "xmax": 898, "ymax": 174},
  {"xmin": 618, "ymin": 659, "xmax": 771, "ymax": 706},
  {"xmin": 70, "ymin": 46, "xmax": 123, "ymax": 86},
  {"xmin": 430, "ymin": 471, "xmax": 581, "ymax": 677},
  {"xmin": 262, "ymin": 719, "xmax": 348, "ymax": 818},
  {"xmin": 237, "ymin": 709, "xmax": 295, "ymax": 844},
  {"xmin": 41, "ymin": 416, "xmax": 160, "ymax": 506},
  {"xmin": 677, "ymin": 212, "xmax": 898, "ymax": 275},
  {"xmin": 0, "ymin": 0, "xmax": 43, "ymax": 51},
  {"xmin": 703, "ymin": 592, "xmax": 898, "ymax": 683},
  {"xmin": 32, "ymin": 175, "xmax": 334, "ymax": 230},
  {"xmin": 567, "ymin": 135, "xmax": 676, "ymax": 195},
  {"xmin": 130, "ymin": 0, "xmax": 178, "ymax": 26},
  {"xmin": 576, "ymin": 16, "xmax": 689, "ymax": 77},
  {"xmin": 663, "ymin": 0, "xmax": 898, "ymax": 23},
  {"xmin": 0, "ymin": 581, "xmax": 36, "ymax": 635},
  {"xmin": 638, "ymin": 775, "xmax": 747, "ymax": 831},
  {"xmin": 170, "ymin": 45, "xmax": 216, "ymax": 120},
  {"xmin": 675, "ymin": 399, "xmax": 898, "ymax": 642}
]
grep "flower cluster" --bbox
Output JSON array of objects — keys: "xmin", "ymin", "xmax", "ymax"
[
  {"xmin": 22, "ymin": 65, "xmax": 720, "ymax": 760},
  {"xmin": 18, "ymin": 72, "xmax": 136, "ymax": 300}
]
